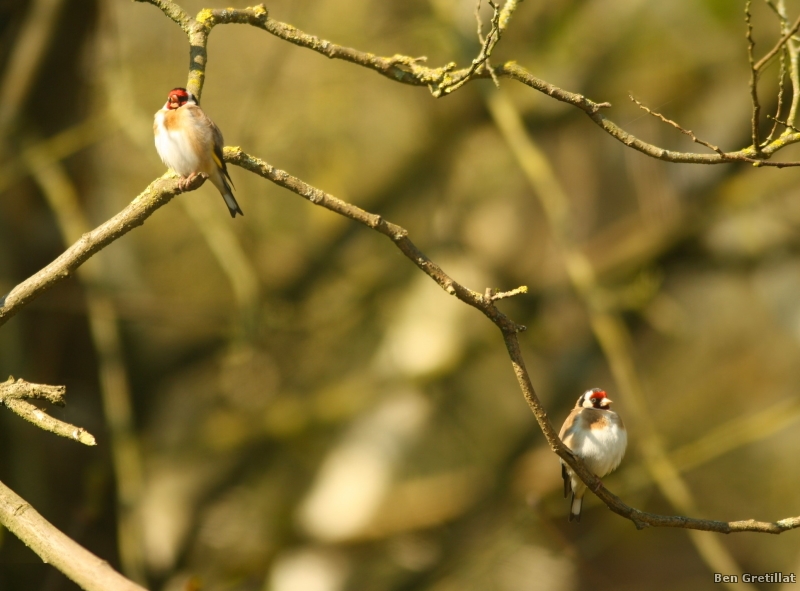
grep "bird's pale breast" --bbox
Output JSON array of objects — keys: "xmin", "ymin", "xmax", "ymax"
[
  {"xmin": 562, "ymin": 409, "xmax": 626, "ymax": 478},
  {"xmin": 154, "ymin": 108, "xmax": 208, "ymax": 177}
]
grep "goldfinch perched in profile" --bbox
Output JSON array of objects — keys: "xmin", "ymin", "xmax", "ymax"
[
  {"xmin": 153, "ymin": 87, "xmax": 243, "ymax": 217},
  {"xmin": 558, "ymin": 388, "xmax": 627, "ymax": 522}
]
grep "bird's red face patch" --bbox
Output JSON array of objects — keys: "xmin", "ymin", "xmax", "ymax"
[
  {"xmin": 166, "ymin": 88, "xmax": 190, "ymax": 110},
  {"xmin": 589, "ymin": 389, "xmax": 612, "ymax": 409},
  {"xmin": 579, "ymin": 388, "xmax": 611, "ymax": 409}
]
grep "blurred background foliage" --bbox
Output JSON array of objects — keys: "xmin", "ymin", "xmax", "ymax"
[{"xmin": 2, "ymin": 0, "xmax": 800, "ymax": 590}]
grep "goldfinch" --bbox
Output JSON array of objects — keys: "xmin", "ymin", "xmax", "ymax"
[
  {"xmin": 154, "ymin": 87, "xmax": 243, "ymax": 217},
  {"xmin": 558, "ymin": 388, "xmax": 627, "ymax": 522}
]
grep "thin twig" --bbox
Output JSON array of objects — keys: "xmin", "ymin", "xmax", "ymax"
[
  {"xmin": 442, "ymin": 0, "xmax": 503, "ymax": 94},
  {"xmin": 488, "ymin": 285, "xmax": 528, "ymax": 301},
  {"xmin": 498, "ymin": 63, "xmax": 800, "ymax": 166},
  {"xmin": 498, "ymin": 0, "xmax": 523, "ymax": 33},
  {"xmin": 764, "ymin": 2, "xmax": 789, "ymax": 144},
  {"xmin": 783, "ymin": 8, "xmax": 800, "ymax": 127},
  {"xmin": 133, "ymin": 0, "xmax": 192, "ymax": 34},
  {"xmin": 0, "ymin": 377, "xmax": 96, "ymax": 445},
  {"xmin": 765, "ymin": 46, "xmax": 787, "ymax": 143},
  {"xmin": 476, "ymin": 0, "xmax": 487, "ymax": 44},
  {"xmin": 484, "ymin": 1, "xmax": 502, "ymax": 88},
  {"xmin": 746, "ymin": 1, "xmax": 763, "ymax": 151},
  {"xmin": 629, "ymin": 95, "xmax": 725, "ymax": 155},
  {"xmin": 753, "ymin": 9, "xmax": 800, "ymax": 70},
  {"xmin": 766, "ymin": 0, "xmax": 800, "ymax": 130},
  {"xmin": 769, "ymin": 113, "xmax": 800, "ymax": 133}
]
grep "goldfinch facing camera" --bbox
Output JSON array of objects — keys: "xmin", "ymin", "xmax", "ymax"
[
  {"xmin": 154, "ymin": 88, "xmax": 243, "ymax": 218},
  {"xmin": 558, "ymin": 388, "xmax": 627, "ymax": 522}
]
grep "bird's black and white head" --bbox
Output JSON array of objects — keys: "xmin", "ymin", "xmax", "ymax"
[
  {"xmin": 165, "ymin": 87, "xmax": 198, "ymax": 110},
  {"xmin": 577, "ymin": 388, "xmax": 613, "ymax": 410}
]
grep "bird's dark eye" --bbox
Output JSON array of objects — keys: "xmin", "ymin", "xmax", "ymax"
[{"xmin": 590, "ymin": 398, "xmax": 597, "ymax": 404}]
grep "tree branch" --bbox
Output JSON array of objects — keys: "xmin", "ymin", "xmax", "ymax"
[
  {"xmin": 753, "ymin": 8, "xmax": 800, "ymax": 71},
  {"xmin": 230, "ymin": 146, "xmax": 800, "ymax": 534},
  {"xmin": 498, "ymin": 0, "xmax": 523, "ymax": 33},
  {"xmin": 133, "ymin": 0, "xmax": 800, "ymax": 167},
  {"xmin": 141, "ymin": 0, "xmax": 193, "ymax": 33},
  {"xmin": 0, "ymin": 172, "xmax": 206, "ymax": 328},
  {"xmin": 629, "ymin": 94, "xmax": 724, "ymax": 155},
  {"xmin": 501, "ymin": 330, "xmax": 800, "ymax": 534},
  {"xmin": 0, "ymin": 479, "xmax": 148, "ymax": 591},
  {"xmin": 4, "ymin": 134, "xmax": 799, "ymax": 536},
  {"xmin": 3, "ymin": 3, "xmax": 796, "ymax": 590},
  {"xmin": 0, "ymin": 377, "xmax": 95, "ymax": 445},
  {"xmin": 223, "ymin": 147, "xmax": 525, "ymax": 334},
  {"xmin": 441, "ymin": 0, "xmax": 503, "ymax": 95},
  {"xmin": 496, "ymin": 63, "xmax": 800, "ymax": 167},
  {"xmin": 746, "ymin": 1, "xmax": 763, "ymax": 151}
]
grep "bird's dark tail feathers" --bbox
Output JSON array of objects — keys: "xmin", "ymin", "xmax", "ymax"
[{"xmin": 220, "ymin": 176, "xmax": 243, "ymax": 218}]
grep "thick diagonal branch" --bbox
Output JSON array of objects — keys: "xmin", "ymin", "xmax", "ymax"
[
  {"xmin": 0, "ymin": 173, "xmax": 206, "ymax": 328},
  {"xmin": 0, "ymin": 480, "xmax": 148, "ymax": 591}
]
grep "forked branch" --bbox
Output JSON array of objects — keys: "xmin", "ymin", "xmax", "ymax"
[
  {"xmin": 0, "ymin": 377, "xmax": 95, "ymax": 445},
  {"xmin": 2, "ymin": 8, "xmax": 799, "ymax": 591},
  {"xmin": 3, "ymin": 141, "xmax": 799, "ymax": 538},
  {"xmin": 225, "ymin": 147, "xmax": 800, "ymax": 535},
  {"xmin": 0, "ymin": 380, "xmax": 138, "ymax": 589},
  {"xmin": 134, "ymin": 0, "xmax": 800, "ymax": 166}
]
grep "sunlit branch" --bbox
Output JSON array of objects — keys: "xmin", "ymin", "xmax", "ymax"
[
  {"xmin": 135, "ymin": 0, "xmax": 800, "ymax": 166},
  {"xmin": 0, "ymin": 377, "xmax": 95, "ymax": 445}
]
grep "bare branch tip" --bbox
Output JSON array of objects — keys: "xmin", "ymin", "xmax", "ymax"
[
  {"xmin": 768, "ymin": 114, "xmax": 800, "ymax": 134},
  {"xmin": 74, "ymin": 429, "xmax": 97, "ymax": 446},
  {"xmin": 489, "ymin": 285, "xmax": 528, "ymax": 301}
]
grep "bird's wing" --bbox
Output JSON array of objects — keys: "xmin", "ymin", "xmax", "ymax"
[
  {"xmin": 558, "ymin": 408, "xmax": 582, "ymax": 441},
  {"xmin": 185, "ymin": 105, "xmax": 235, "ymax": 189},
  {"xmin": 208, "ymin": 117, "xmax": 235, "ymax": 189}
]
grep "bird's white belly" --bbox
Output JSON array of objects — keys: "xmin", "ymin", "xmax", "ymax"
[
  {"xmin": 579, "ymin": 423, "xmax": 627, "ymax": 477},
  {"xmin": 154, "ymin": 114, "xmax": 200, "ymax": 176}
]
